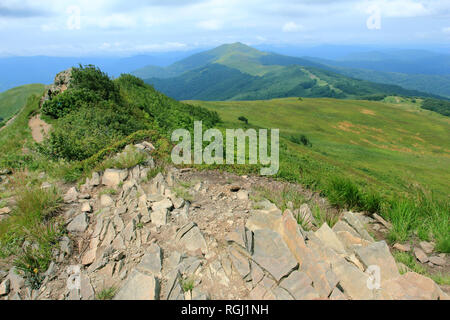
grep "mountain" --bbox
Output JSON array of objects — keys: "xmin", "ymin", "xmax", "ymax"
[
  {"xmin": 0, "ymin": 84, "xmax": 44, "ymax": 126},
  {"xmin": 0, "ymin": 51, "xmax": 197, "ymax": 93},
  {"xmin": 303, "ymin": 53, "xmax": 450, "ymax": 98},
  {"xmin": 137, "ymin": 43, "xmax": 438, "ymax": 101}
]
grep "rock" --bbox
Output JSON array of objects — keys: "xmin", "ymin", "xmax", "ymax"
[
  {"xmin": 429, "ymin": 256, "xmax": 446, "ymax": 266},
  {"xmin": 0, "ymin": 207, "xmax": 11, "ymax": 215},
  {"xmin": 176, "ymin": 223, "xmax": 208, "ymax": 254},
  {"xmin": 419, "ymin": 241, "xmax": 435, "ymax": 254},
  {"xmin": 414, "ymin": 247, "xmax": 429, "ymax": 264},
  {"xmin": 172, "ymin": 197, "xmax": 185, "ymax": 209},
  {"xmin": 151, "ymin": 209, "xmax": 168, "ymax": 227},
  {"xmin": 7, "ymin": 268, "xmax": 25, "ymax": 292},
  {"xmin": 226, "ymin": 227, "xmax": 247, "ymax": 250},
  {"xmin": 114, "ymin": 269, "xmax": 160, "ymax": 300},
  {"xmin": 0, "ymin": 279, "xmax": 10, "ymax": 296},
  {"xmin": 280, "ymin": 271, "xmax": 318, "ymax": 300},
  {"xmin": 80, "ymin": 273, "xmax": 94, "ymax": 300},
  {"xmin": 64, "ymin": 187, "xmax": 78, "ymax": 203},
  {"xmin": 332, "ymin": 220, "xmax": 360, "ymax": 239},
  {"xmin": 60, "ymin": 236, "xmax": 73, "ymax": 256},
  {"xmin": 331, "ymin": 259, "xmax": 375, "ymax": 300},
  {"xmin": 355, "ymin": 241, "xmax": 400, "ymax": 283},
  {"xmin": 372, "ymin": 213, "xmax": 392, "ymax": 230},
  {"xmin": 336, "ymin": 231, "xmax": 371, "ymax": 252},
  {"xmin": 252, "ymin": 229, "xmax": 298, "ymax": 281},
  {"xmin": 67, "ymin": 213, "xmax": 89, "ymax": 233},
  {"xmin": 166, "ymin": 270, "xmax": 185, "ymax": 300},
  {"xmin": 228, "ymin": 247, "xmax": 250, "ymax": 279},
  {"xmin": 341, "ymin": 212, "xmax": 373, "ymax": 242},
  {"xmin": 383, "ymin": 272, "xmax": 448, "ymax": 300},
  {"xmin": 329, "ymin": 287, "xmax": 347, "ymax": 300},
  {"xmin": 137, "ymin": 244, "xmax": 162, "ymax": 276},
  {"xmin": 237, "ymin": 190, "xmax": 249, "ymax": 200},
  {"xmin": 81, "ymin": 248, "xmax": 97, "ymax": 266},
  {"xmin": 246, "ymin": 210, "xmax": 282, "ymax": 233},
  {"xmin": 296, "ymin": 204, "xmax": 316, "ymax": 229},
  {"xmin": 315, "ymin": 223, "xmax": 346, "ymax": 254},
  {"xmin": 152, "ymin": 198, "xmax": 173, "ymax": 211},
  {"xmin": 102, "ymin": 169, "xmax": 128, "ymax": 187},
  {"xmin": 100, "ymin": 194, "xmax": 114, "ymax": 207},
  {"xmin": 90, "ymin": 172, "xmax": 101, "ymax": 186},
  {"xmin": 81, "ymin": 202, "xmax": 92, "ymax": 213},
  {"xmin": 393, "ymin": 243, "xmax": 411, "ymax": 252}
]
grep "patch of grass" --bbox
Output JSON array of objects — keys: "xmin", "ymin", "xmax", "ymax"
[
  {"xmin": 0, "ymin": 174, "xmax": 63, "ymax": 289},
  {"xmin": 174, "ymin": 185, "xmax": 193, "ymax": 202},
  {"xmin": 311, "ymin": 204, "xmax": 339, "ymax": 228},
  {"xmin": 180, "ymin": 276, "xmax": 195, "ymax": 293},
  {"xmin": 96, "ymin": 287, "xmax": 117, "ymax": 300},
  {"xmin": 430, "ymin": 273, "xmax": 450, "ymax": 286},
  {"xmin": 393, "ymin": 251, "xmax": 427, "ymax": 275},
  {"xmin": 326, "ymin": 176, "xmax": 362, "ymax": 210},
  {"xmin": 146, "ymin": 167, "xmax": 166, "ymax": 181},
  {"xmin": 0, "ymin": 200, "xmax": 6, "ymax": 209},
  {"xmin": 100, "ymin": 188, "xmax": 117, "ymax": 196},
  {"xmin": 391, "ymin": 251, "xmax": 449, "ymax": 286},
  {"xmin": 384, "ymin": 199, "xmax": 418, "ymax": 244},
  {"xmin": 253, "ymin": 185, "xmax": 305, "ymax": 211},
  {"xmin": 98, "ymin": 145, "xmax": 148, "ymax": 170}
]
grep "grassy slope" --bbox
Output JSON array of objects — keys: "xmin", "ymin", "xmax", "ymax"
[
  {"xmin": 0, "ymin": 84, "xmax": 45, "ymax": 124},
  {"xmin": 186, "ymin": 97, "xmax": 450, "ymax": 198}
]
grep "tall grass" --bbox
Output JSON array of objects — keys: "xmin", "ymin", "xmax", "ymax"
[{"xmin": 0, "ymin": 173, "xmax": 63, "ymax": 288}]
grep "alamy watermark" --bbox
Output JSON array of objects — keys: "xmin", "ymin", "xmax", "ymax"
[{"xmin": 171, "ymin": 121, "xmax": 279, "ymax": 176}]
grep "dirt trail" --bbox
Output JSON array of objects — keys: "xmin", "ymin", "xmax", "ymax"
[{"xmin": 28, "ymin": 115, "xmax": 51, "ymax": 143}]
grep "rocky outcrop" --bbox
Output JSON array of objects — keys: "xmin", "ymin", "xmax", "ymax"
[
  {"xmin": 0, "ymin": 143, "xmax": 447, "ymax": 301},
  {"xmin": 40, "ymin": 68, "xmax": 73, "ymax": 107}
]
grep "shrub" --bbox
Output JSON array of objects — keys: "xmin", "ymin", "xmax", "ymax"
[
  {"xmin": 289, "ymin": 134, "xmax": 312, "ymax": 147},
  {"xmin": 238, "ymin": 116, "xmax": 249, "ymax": 125},
  {"xmin": 41, "ymin": 88, "xmax": 102, "ymax": 119},
  {"xmin": 70, "ymin": 65, "xmax": 119, "ymax": 101}
]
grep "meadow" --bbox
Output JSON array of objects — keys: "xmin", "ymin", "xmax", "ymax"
[{"xmin": 187, "ymin": 97, "xmax": 450, "ymax": 251}]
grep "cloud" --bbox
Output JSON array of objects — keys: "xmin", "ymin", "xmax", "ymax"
[
  {"xmin": 197, "ymin": 19, "xmax": 223, "ymax": 30},
  {"xmin": 0, "ymin": 4, "xmax": 47, "ymax": 18},
  {"xmin": 282, "ymin": 21, "xmax": 304, "ymax": 32},
  {"xmin": 443, "ymin": 27, "xmax": 450, "ymax": 34}
]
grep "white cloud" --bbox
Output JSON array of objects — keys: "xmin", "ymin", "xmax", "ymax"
[
  {"xmin": 282, "ymin": 21, "xmax": 304, "ymax": 32},
  {"xmin": 358, "ymin": 0, "xmax": 430, "ymax": 18},
  {"xmin": 196, "ymin": 19, "xmax": 223, "ymax": 30}
]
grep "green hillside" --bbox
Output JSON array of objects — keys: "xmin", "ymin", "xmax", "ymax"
[
  {"xmin": 0, "ymin": 84, "xmax": 45, "ymax": 127},
  {"xmin": 187, "ymin": 97, "xmax": 450, "ymax": 250},
  {"xmin": 318, "ymin": 64, "xmax": 450, "ymax": 99},
  {"xmin": 187, "ymin": 97, "xmax": 450, "ymax": 198},
  {"xmin": 140, "ymin": 43, "xmax": 437, "ymax": 101}
]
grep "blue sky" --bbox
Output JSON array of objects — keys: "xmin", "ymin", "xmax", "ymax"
[{"xmin": 1, "ymin": 0, "xmax": 450, "ymax": 56}]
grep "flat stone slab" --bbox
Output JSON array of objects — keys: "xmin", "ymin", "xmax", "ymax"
[
  {"xmin": 252, "ymin": 229, "xmax": 298, "ymax": 281},
  {"xmin": 137, "ymin": 244, "xmax": 162, "ymax": 275},
  {"xmin": 175, "ymin": 222, "xmax": 208, "ymax": 254},
  {"xmin": 280, "ymin": 271, "xmax": 319, "ymax": 300},
  {"xmin": 315, "ymin": 223, "xmax": 346, "ymax": 254},
  {"xmin": 355, "ymin": 241, "xmax": 400, "ymax": 283},
  {"xmin": 67, "ymin": 213, "xmax": 89, "ymax": 233},
  {"xmin": 114, "ymin": 269, "xmax": 160, "ymax": 300}
]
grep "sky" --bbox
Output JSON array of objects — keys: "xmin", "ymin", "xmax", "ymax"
[{"xmin": 0, "ymin": 0, "xmax": 450, "ymax": 57}]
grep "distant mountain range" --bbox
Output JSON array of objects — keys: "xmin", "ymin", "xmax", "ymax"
[
  {"xmin": 0, "ymin": 51, "xmax": 198, "ymax": 93},
  {"xmin": 135, "ymin": 43, "xmax": 440, "ymax": 101}
]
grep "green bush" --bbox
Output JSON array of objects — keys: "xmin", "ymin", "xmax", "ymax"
[
  {"xmin": 70, "ymin": 64, "xmax": 119, "ymax": 101},
  {"xmin": 41, "ymin": 88, "xmax": 102, "ymax": 119}
]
